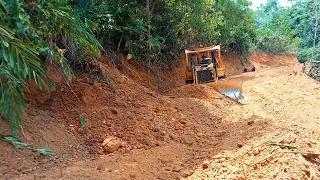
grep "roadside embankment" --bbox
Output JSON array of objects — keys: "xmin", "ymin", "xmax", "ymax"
[{"xmin": 304, "ymin": 61, "xmax": 320, "ymax": 81}]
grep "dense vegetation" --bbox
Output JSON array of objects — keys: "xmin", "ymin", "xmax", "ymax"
[
  {"xmin": 0, "ymin": 0, "xmax": 257, "ymax": 133},
  {"xmin": 255, "ymin": 0, "xmax": 320, "ymax": 62},
  {"xmin": 0, "ymin": 0, "xmax": 101, "ymax": 133},
  {"xmin": 88, "ymin": 0, "xmax": 256, "ymax": 66},
  {"xmin": 0, "ymin": 0, "xmax": 319, "ymax": 134}
]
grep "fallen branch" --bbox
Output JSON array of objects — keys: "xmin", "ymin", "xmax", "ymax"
[
  {"xmin": 240, "ymin": 156, "xmax": 248, "ymax": 180},
  {"xmin": 241, "ymin": 139, "xmax": 272, "ymax": 157},
  {"xmin": 211, "ymin": 155, "xmax": 233, "ymax": 160},
  {"xmin": 250, "ymin": 151, "xmax": 320, "ymax": 167},
  {"xmin": 268, "ymin": 143, "xmax": 299, "ymax": 150},
  {"xmin": 301, "ymin": 153, "xmax": 320, "ymax": 159},
  {"xmin": 249, "ymin": 152, "xmax": 282, "ymax": 166}
]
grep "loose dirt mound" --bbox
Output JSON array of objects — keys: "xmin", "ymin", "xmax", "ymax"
[
  {"xmin": 1, "ymin": 58, "xmax": 234, "ymax": 179},
  {"xmin": 110, "ymin": 55, "xmax": 186, "ymax": 92},
  {"xmin": 165, "ymin": 84, "xmax": 224, "ymax": 99},
  {"xmin": 3, "ymin": 52, "xmax": 320, "ymax": 180}
]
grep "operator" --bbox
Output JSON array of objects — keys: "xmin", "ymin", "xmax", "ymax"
[
  {"xmin": 201, "ymin": 55, "xmax": 208, "ymax": 64},
  {"xmin": 208, "ymin": 59, "xmax": 214, "ymax": 70}
]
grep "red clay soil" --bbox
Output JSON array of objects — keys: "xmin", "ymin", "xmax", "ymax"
[
  {"xmin": 223, "ymin": 53, "xmax": 246, "ymax": 76},
  {"xmin": 165, "ymin": 84, "xmax": 224, "ymax": 99},
  {"xmin": 119, "ymin": 57, "xmax": 186, "ymax": 92},
  {"xmin": 0, "ymin": 57, "xmax": 233, "ymax": 179},
  {"xmin": 249, "ymin": 52, "xmax": 298, "ymax": 69},
  {"xmin": 1, "ymin": 52, "xmax": 320, "ymax": 180}
]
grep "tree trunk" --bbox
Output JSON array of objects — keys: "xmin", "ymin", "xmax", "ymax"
[
  {"xmin": 313, "ymin": 0, "xmax": 319, "ymax": 60},
  {"xmin": 146, "ymin": 0, "xmax": 152, "ymax": 84}
]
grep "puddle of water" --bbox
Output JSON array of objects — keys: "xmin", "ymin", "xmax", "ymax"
[
  {"xmin": 220, "ymin": 89, "xmax": 249, "ymax": 103},
  {"xmin": 221, "ymin": 89, "xmax": 241, "ymax": 100},
  {"xmin": 205, "ymin": 77, "xmax": 250, "ymax": 103}
]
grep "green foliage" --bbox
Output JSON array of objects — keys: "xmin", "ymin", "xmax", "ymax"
[
  {"xmin": 298, "ymin": 45, "xmax": 320, "ymax": 63},
  {"xmin": 0, "ymin": 0, "xmax": 47, "ymax": 133},
  {"xmin": 255, "ymin": 0, "xmax": 301, "ymax": 53},
  {"xmin": 292, "ymin": 0, "xmax": 320, "ymax": 62},
  {"xmin": 255, "ymin": 33, "xmax": 301, "ymax": 53},
  {"xmin": 0, "ymin": 134, "xmax": 53, "ymax": 155},
  {"xmin": 48, "ymin": 82, "xmax": 57, "ymax": 90},
  {"xmin": 80, "ymin": 113, "xmax": 87, "ymax": 128},
  {"xmin": 0, "ymin": 0, "xmax": 100, "ymax": 134},
  {"xmin": 215, "ymin": 0, "xmax": 257, "ymax": 53},
  {"xmin": 89, "ymin": 0, "xmax": 256, "ymax": 66},
  {"xmin": 255, "ymin": 0, "xmax": 320, "ymax": 62}
]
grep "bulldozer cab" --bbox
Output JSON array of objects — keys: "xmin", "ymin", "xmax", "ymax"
[{"xmin": 185, "ymin": 45, "xmax": 226, "ymax": 84}]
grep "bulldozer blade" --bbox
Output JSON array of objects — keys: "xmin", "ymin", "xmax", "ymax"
[
  {"xmin": 220, "ymin": 89, "xmax": 241, "ymax": 100},
  {"xmin": 206, "ymin": 79, "xmax": 248, "ymax": 103}
]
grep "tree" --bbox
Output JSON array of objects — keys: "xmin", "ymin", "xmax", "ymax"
[
  {"xmin": 215, "ymin": 0, "xmax": 257, "ymax": 61},
  {"xmin": 256, "ymin": 0, "xmax": 320, "ymax": 62},
  {"xmin": 255, "ymin": 0, "xmax": 301, "ymax": 53},
  {"xmin": 312, "ymin": 0, "xmax": 320, "ymax": 59}
]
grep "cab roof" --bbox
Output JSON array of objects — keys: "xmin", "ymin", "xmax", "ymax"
[{"xmin": 185, "ymin": 45, "xmax": 220, "ymax": 54}]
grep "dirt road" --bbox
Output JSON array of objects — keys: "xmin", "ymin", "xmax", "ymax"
[
  {"xmin": 190, "ymin": 64, "xmax": 320, "ymax": 179},
  {"xmin": 5, "ymin": 54, "xmax": 320, "ymax": 180}
]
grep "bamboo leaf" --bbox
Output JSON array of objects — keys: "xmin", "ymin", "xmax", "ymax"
[
  {"xmin": 80, "ymin": 113, "xmax": 87, "ymax": 128},
  {"xmin": 9, "ymin": 46, "xmax": 15, "ymax": 68},
  {"xmin": 0, "ymin": 134, "xmax": 53, "ymax": 155}
]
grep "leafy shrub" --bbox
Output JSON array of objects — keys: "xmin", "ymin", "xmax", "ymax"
[
  {"xmin": 255, "ymin": 0, "xmax": 319, "ymax": 60},
  {"xmin": 256, "ymin": 33, "xmax": 301, "ymax": 53},
  {"xmin": 0, "ymin": 0, "xmax": 100, "ymax": 133},
  {"xmin": 298, "ymin": 46, "xmax": 320, "ymax": 63}
]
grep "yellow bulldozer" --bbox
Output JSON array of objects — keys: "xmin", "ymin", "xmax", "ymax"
[
  {"xmin": 185, "ymin": 45, "xmax": 226, "ymax": 84},
  {"xmin": 184, "ymin": 45, "xmax": 247, "ymax": 103}
]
